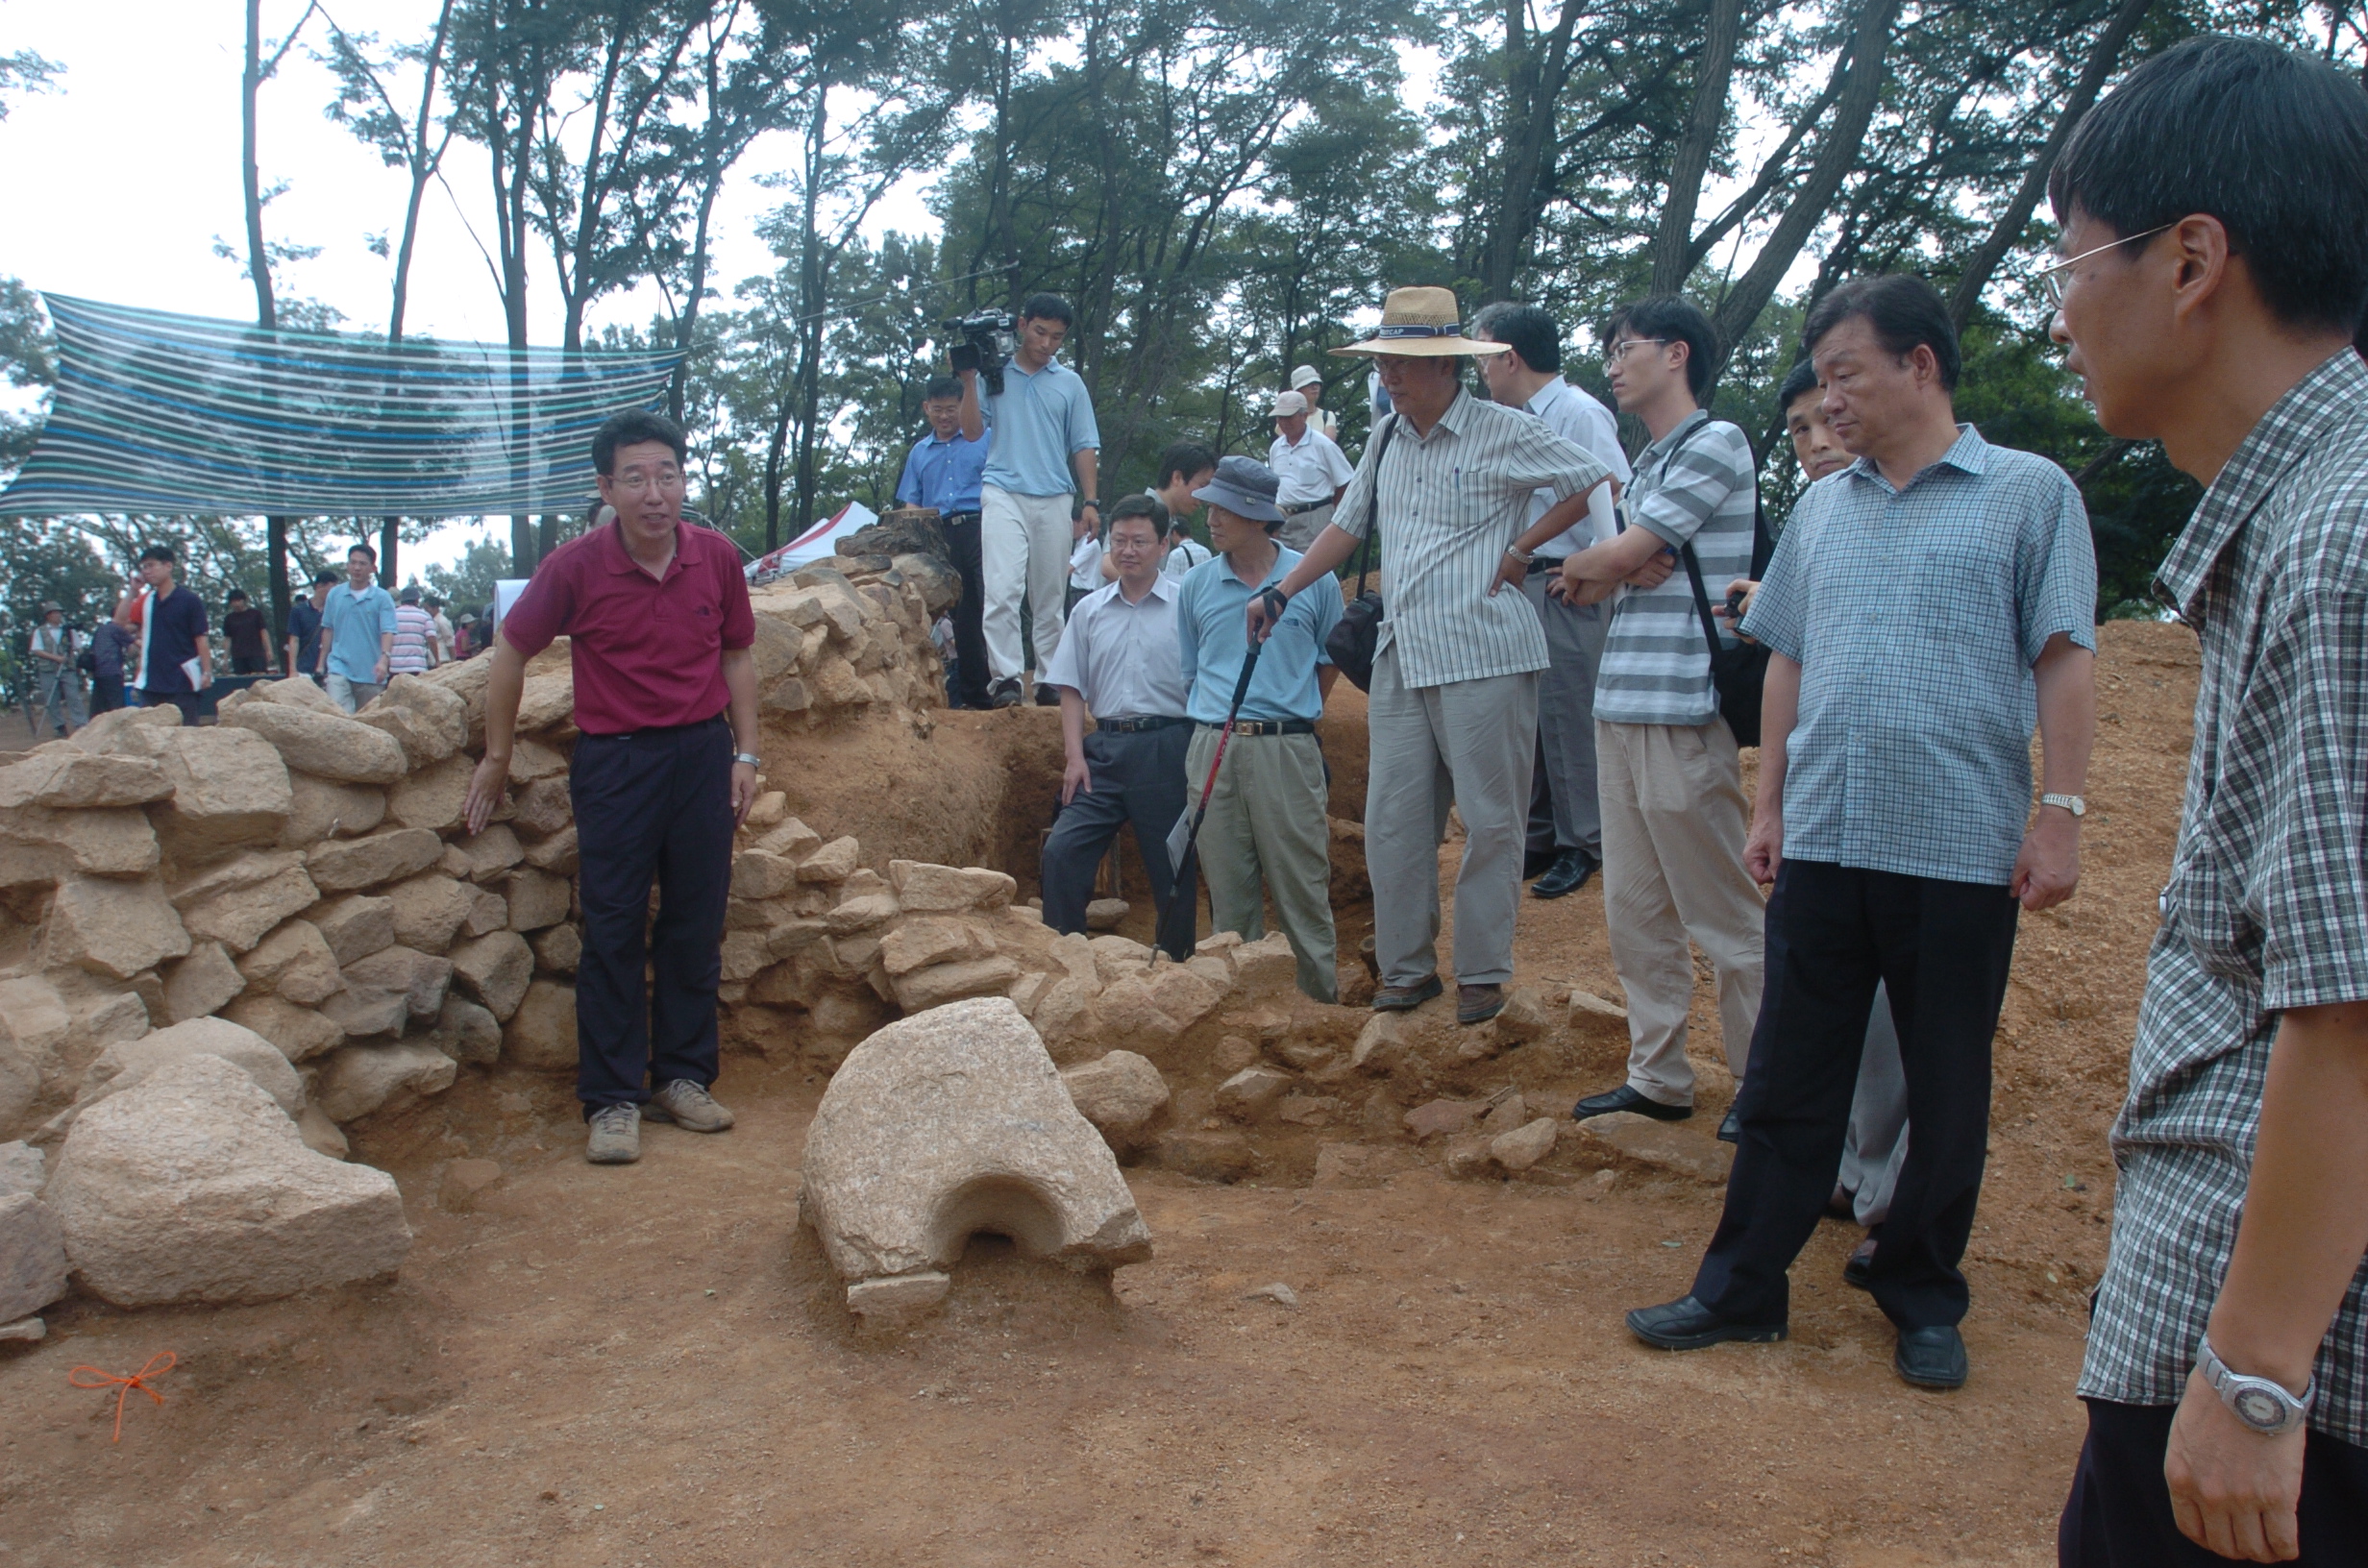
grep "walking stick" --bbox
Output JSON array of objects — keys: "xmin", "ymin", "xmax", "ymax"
[{"xmin": 1156, "ymin": 636, "xmax": 1267, "ymax": 959}]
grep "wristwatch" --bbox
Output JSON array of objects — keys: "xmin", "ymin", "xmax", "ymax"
[
  {"xmin": 732, "ymin": 751, "xmax": 761, "ymax": 769},
  {"xmin": 2040, "ymin": 792, "xmax": 2085, "ymax": 818},
  {"xmin": 2197, "ymin": 1335, "xmax": 2314, "ymax": 1436},
  {"xmin": 1504, "ymin": 544, "xmax": 1534, "ymax": 564}
]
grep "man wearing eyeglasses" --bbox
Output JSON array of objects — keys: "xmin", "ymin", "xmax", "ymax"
[
  {"xmin": 464, "ymin": 410, "xmax": 761, "ymax": 1167},
  {"xmin": 1623, "ymin": 275, "xmax": 2096, "ymax": 1396},
  {"xmin": 1557, "ymin": 294, "xmax": 1767, "ymax": 1141},
  {"xmin": 2045, "ymin": 37, "xmax": 2368, "ymax": 1564}
]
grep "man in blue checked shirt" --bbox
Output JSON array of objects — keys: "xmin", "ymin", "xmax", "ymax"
[
  {"xmin": 896, "ymin": 377, "xmax": 991, "ymax": 707},
  {"xmin": 1625, "ymin": 275, "xmax": 2097, "ymax": 1395}
]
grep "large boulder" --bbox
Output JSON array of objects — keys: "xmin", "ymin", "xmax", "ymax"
[
  {"xmin": 69, "ymin": 1017, "xmax": 304, "ymax": 1121},
  {"xmin": 503, "ymin": 979, "xmax": 576, "ymax": 1071},
  {"xmin": 310, "ymin": 1041, "xmax": 457, "ymax": 1122},
  {"xmin": 306, "ymin": 827, "xmax": 444, "ymax": 893},
  {"xmin": 115, "ymin": 724, "xmax": 294, "ymax": 860},
  {"xmin": 171, "ymin": 849, "xmax": 320, "ymax": 953},
  {"xmin": 278, "ymin": 773, "xmax": 386, "ymax": 847},
  {"xmin": 0, "ymin": 749, "xmax": 172, "ymax": 810},
  {"xmin": 0, "ymin": 1193, "xmax": 67, "ymax": 1321},
  {"xmin": 46, "ymin": 1055, "xmax": 410, "ymax": 1307},
  {"xmin": 40, "ymin": 875, "xmax": 190, "ymax": 980},
  {"xmin": 219, "ymin": 702, "xmax": 408, "ymax": 783},
  {"xmin": 1058, "ymin": 1050, "xmax": 1172, "ymax": 1151},
  {"xmin": 0, "ymin": 803, "xmax": 160, "ymax": 880},
  {"xmin": 798, "ymin": 996, "xmax": 1152, "ymax": 1320},
  {"xmin": 449, "ymin": 930, "xmax": 534, "ymax": 1021}
]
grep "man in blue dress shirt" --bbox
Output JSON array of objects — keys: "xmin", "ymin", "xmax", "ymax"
[{"xmin": 896, "ymin": 376, "xmax": 992, "ymax": 707}]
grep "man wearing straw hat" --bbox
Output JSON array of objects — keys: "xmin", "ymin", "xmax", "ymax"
[
  {"xmin": 1268, "ymin": 388, "xmax": 1354, "ymax": 551},
  {"xmin": 1248, "ymin": 287, "xmax": 1613, "ymax": 1025}
]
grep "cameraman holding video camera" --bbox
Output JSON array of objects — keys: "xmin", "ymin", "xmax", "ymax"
[{"xmin": 955, "ymin": 292, "xmax": 1102, "ymax": 708}]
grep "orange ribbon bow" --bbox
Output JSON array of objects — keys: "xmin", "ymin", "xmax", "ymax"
[{"xmin": 68, "ymin": 1351, "xmax": 177, "ymax": 1442}]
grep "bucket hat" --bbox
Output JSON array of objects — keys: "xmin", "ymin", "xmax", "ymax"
[{"xmin": 1193, "ymin": 454, "xmax": 1285, "ymax": 526}]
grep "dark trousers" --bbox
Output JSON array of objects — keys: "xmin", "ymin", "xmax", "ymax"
[
  {"xmin": 1691, "ymin": 858, "xmax": 2018, "ymax": 1330},
  {"xmin": 569, "ymin": 716, "xmax": 734, "ymax": 1113},
  {"xmin": 1041, "ymin": 723, "xmax": 1194, "ymax": 958},
  {"xmin": 89, "ymin": 675, "xmax": 124, "ymax": 715},
  {"xmin": 2060, "ymin": 1400, "xmax": 2368, "ymax": 1565},
  {"xmin": 232, "ymin": 654, "xmax": 268, "ymax": 674},
  {"xmin": 941, "ymin": 512, "xmax": 991, "ymax": 707}
]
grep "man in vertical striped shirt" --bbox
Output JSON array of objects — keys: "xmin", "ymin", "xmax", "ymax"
[
  {"xmin": 1250, "ymin": 287, "xmax": 1611, "ymax": 1026},
  {"xmin": 1559, "ymin": 296, "xmax": 1767, "ymax": 1136}
]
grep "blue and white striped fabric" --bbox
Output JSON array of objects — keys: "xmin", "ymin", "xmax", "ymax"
[
  {"xmin": 1593, "ymin": 411, "xmax": 1758, "ymax": 726},
  {"xmin": 1331, "ymin": 389, "xmax": 1609, "ymax": 689},
  {"xmin": 0, "ymin": 295, "xmax": 679, "ymax": 518}
]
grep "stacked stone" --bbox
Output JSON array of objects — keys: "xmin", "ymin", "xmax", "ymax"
[{"xmin": 745, "ymin": 559, "xmax": 957, "ymax": 726}]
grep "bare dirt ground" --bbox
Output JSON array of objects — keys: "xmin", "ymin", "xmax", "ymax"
[{"xmin": 0, "ymin": 622, "xmax": 2196, "ymax": 1567}]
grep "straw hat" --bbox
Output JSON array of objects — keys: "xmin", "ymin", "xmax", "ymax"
[
  {"xmin": 1268, "ymin": 390, "xmax": 1308, "ymax": 418},
  {"xmin": 1330, "ymin": 286, "xmax": 1511, "ymax": 357}
]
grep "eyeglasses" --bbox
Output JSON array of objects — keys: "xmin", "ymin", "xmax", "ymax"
[
  {"xmin": 1602, "ymin": 337, "xmax": 1668, "ymax": 367},
  {"xmin": 2036, "ymin": 223, "xmax": 2176, "ymax": 308}
]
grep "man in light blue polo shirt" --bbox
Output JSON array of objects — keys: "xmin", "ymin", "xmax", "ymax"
[
  {"xmin": 318, "ymin": 541, "xmax": 398, "ymax": 712},
  {"xmin": 896, "ymin": 376, "xmax": 992, "ymax": 707},
  {"xmin": 1176, "ymin": 456, "xmax": 1343, "ymax": 1001},
  {"xmin": 957, "ymin": 293, "xmax": 1102, "ymax": 708}
]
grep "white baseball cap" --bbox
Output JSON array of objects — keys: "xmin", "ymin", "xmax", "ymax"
[{"xmin": 1269, "ymin": 390, "xmax": 1308, "ymax": 418}]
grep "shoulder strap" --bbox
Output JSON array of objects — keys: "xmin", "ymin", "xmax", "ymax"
[
  {"xmin": 1657, "ymin": 414, "xmax": 1747, "ymax": 659},
  {"xmin": 1347, "ymin": 414, "xmax": 1400, "ymax": 599}
]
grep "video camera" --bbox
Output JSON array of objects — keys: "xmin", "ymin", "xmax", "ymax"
[{"xmin": 944, "ymin": 308, "xmax": 1019, "ymax": 396}]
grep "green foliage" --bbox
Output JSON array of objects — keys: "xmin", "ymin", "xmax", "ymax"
[{"xmin": 422, "ymin": 532, "xmax": 515, "ymax": 615}]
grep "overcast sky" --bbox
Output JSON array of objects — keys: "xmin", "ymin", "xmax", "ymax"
[{"xmin": 0, "ymin": 0, "xmax": 943, "ymax": 575}]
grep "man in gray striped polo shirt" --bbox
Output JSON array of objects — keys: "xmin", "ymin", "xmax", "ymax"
[
  {"xmin": 1251, "ymin": 286, "xmax": 1611, "ymax": 1026},
  {"xmin": 1559, "ymin": 295, "xmax": 1766, "ymax": 1132}
]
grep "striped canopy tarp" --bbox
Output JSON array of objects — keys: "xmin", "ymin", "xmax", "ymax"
[{"xmin": 0, "ymin": 295, "xmax": 681, "ymax": 518}]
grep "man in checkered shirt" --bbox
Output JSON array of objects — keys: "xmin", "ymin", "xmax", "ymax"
[
  {"xmin": 1623, "ymin": 274, "xmax": 2100, "ymax": 1395},
  {"xmin": 2045, "ymin": 37, "xmax": 2368, "ymax": 1564}
]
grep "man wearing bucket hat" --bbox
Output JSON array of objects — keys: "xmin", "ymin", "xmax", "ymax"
[
  {"xmin": 1176, "ymin": 453, "xmax": 1344, "ymax": 1001},
  {"xmin": 1288, "ymin": 364, "xmax": 1338, "ymax": 439},
  {"xmin": 1248, "ymin": 286, "xmax": 1614, "ymax": 1025},
  {"xmin": 1269, "ymin": 389, "xmax": 1355, "ymax": 551}
]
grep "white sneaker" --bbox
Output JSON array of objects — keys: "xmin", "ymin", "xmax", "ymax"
[
  {"xmin": 585, "ymin": 1103, "xmax": 641, "ymax": 1164},
  {"xmin": 647, "ymin": 1079, "xmax": 735, "ymax": 1133}
]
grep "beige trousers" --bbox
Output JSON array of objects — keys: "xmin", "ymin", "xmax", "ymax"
[
  {"xmin": 1596, "ymin": 717, "xmax": 1765, "ymax": 1107},
  {"xmin": 1185, "ymin": 727, "xmax": 1337, "ymax": 1002}
]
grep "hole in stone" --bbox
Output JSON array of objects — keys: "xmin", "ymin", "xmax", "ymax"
[{"xmin": 927, "ymin": 1175, "xmax": 1065, "ymax": 1263}]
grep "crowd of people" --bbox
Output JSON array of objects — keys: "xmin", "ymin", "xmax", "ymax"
[
  {"xmin": 898, "ymin": 35, "xmax": 2368, "ymax": 1563},
  {"xmin": 18, "ymin": 539, "xmax": 492, "ymax": 739}
]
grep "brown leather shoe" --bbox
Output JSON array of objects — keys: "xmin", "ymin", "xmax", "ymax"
[{"xmin": 1456, "ymin": 983, "xmax": 1506, "ymax": 1025}]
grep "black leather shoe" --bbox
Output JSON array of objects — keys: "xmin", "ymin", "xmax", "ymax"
[
  {"xmin": 1522, "ymin": 846, "xmax": 1556, "ymax": 881},
  {"xmin": 1530, "ymin": 849, "xmax": 1598, "ymax": 899},
  {"xmin": 1842, "ymin": 1237, "xmax": 1876, "ymax": 1290},
  {"xmin": 1033, "ymin": 683, "xmax": 1062, "ymax": 706},
  {"xmin": 989, "ymin": 678, "xmax": 1023, "ymax": 709},
  {"xmin": 1573, "ymin": 1084, "xmax": 1691, "ymax": 1122},
  {"xmin": 1626, "ymin": 1295, "xmax": 1787, "ymax": 1351},
  {"xmin": 1717, "ymin": 1107, "xmax": 1740, "ymax": 1142},
  {"xmin": 1894, "ymin": 1325, "xmax": 1967, "ymax": 1388}
]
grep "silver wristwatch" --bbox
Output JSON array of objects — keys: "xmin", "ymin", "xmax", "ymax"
[
  {"xmin": 2040, "ymin": 792, "xmax": 2085, "ymax": 818},
  {"xmin": 731, "ymin": 751, "xmax": 762, "ymax": 769},
  {"xmin": 2197, "ymin": 1335, "xmax": 2314, "ymax": 1436}
]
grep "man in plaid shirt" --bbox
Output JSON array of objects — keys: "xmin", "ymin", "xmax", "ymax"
[{"xmin": 2047, "ymin": 37, "xmax": 2368, "ymax": 1563}]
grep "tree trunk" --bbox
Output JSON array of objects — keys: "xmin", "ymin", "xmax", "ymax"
[
  {"xmin": 1475, "ymin": 0, "xmax": 1585, "ymax": 301},
  {"xmin": 1708, "ymin": 0, "xmax": 1906, "ymax": 380},
  {"xmin": 789, "ymin": 88, "xmax": 829, "ymax": 540},
  {"xmin": 1945, "ymin": 0, "xmax": 2151, "ymax": 332},
  {"xmin": 242, "ymin": 0, "xmax": 293, "ymax": 649},
  {"xmin": 1648, "ymin": 0, "xmax": 1746, "ymax": 296}
]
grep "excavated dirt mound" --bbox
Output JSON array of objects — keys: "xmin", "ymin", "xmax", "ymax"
[{"xmin": 0, "ymin": 622, "xmax": 2194, "ymax": 1566}]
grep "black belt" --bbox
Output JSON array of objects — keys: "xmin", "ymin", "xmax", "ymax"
[
  {"xmin": 1280, "ymin": 500, "xmax": 1330, "ymax": 515},
  {"xmin": 1197, "ymin": 719, "xmax": 1315, "ymax": 737},
  {"xmin": 1096, "ymin": 716, "xmax": 1188, "ymax": 733},
  {"xmin": 1526, "ymin": 555, "xmax": 1567, "ymax": 576},
  {"xmin": 942, "ymin": 509, "xmax": 981, "ymax": 524},
  {"xmin": 580, "ymin": 714, "xmax": 728, "ymax": 743}
]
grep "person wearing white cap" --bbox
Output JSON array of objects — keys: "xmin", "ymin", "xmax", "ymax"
[
  {"xmin": 1247, "ymin": 286, "xmax": 1613, "ymax": 1026},
  {"xmin": 1288, "ymin": 364, "xmax": 1338, "ymax": 440},
  {"xmin": 1268, "ymin": 389, "xmax": 1354, "ymax": 551}
]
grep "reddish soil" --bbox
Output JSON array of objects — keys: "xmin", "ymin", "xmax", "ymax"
[{"xmin": 0, "ymin": 622, "xmax": 2195, "ymax": 1567}]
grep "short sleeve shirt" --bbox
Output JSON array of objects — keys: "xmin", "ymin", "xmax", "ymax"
[
  {"xmin": 287, "ymin": 599, "xmax": 323, "ymax": 675},
  {"xmin": 321, "ymin": 583, "xmax": 397, "ymax": 682},
  {"xmin": 390, "ymin": 604, "xmax": 437, "ymax": 674},
  {"xmin": 223, "ymin": 607, "xmax": 268, "ymax": 662},
  {"xmin": 896, "ymin": 430, "xmax": 989, "ymax": 514},
  {"xmin": 1593, "ymin": 413, "xmax": 1757, "ymax": 726},
  {"xmin": 1522, "ymin": 378, "xmax": 1631, "ymax": 559},
  {"xmin": 500, "ymin": 519, "xmax": 756, "ymax": 735},
  {"xmin": 1742, "ymin": 425, "xmax": 2097, "ymax": 885},
  {"xmin": 139, "ymin": 586, "xmax": 209, "ymax": 694},
  {"xmin": 1267, "ymin": 428, "xmax": 1354, "ymax": 507},
  {"xmin": 1175, "ymin": 548, "xmax": 1342, "ymax": 723},
  {"xmin": 980, "ymin": 357, "xmax": 1100, "ymax": 498},
  {"xmin": 1042, "ymin": 575, "xmax": 1188, "ymax": 720}
]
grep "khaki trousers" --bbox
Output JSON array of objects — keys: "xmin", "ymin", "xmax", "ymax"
[
  {"xmin": 1596, "ymin": 717, "xmax": 1765, "ymax": 1107},
  {"xmin": 1185, "ymin": 727, "xmax": 1336, "ymax": 1002},
  {"xmin": 1367, "ymin": 645, "xmax": 1538, "ymax": 989},
  {"xmin": 981, "ymin": 484, "xmax": 1074, "ymax": 682}
]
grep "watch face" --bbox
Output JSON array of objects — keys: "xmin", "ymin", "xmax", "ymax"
[{"xmin": 2233, "ymin": 1387, "xmax": 2285, "ymax": 1430}]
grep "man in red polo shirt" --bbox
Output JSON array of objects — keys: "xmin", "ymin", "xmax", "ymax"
[{"xmin": 464, "ymin": 409, "xmax": 762, "ymax": 1164}]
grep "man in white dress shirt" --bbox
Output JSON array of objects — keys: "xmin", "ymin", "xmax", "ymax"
[
  {"xmin": 1475, "ymin": 301, "xmax": 1634, "ymax": 900},
  {"xmin": 1268, "ymin": 390, "xmax": 1354, "ymax": 550},
  {"xmin": 1039, "ymin": 496, "xmax": 1196, "ymax": 955}
]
